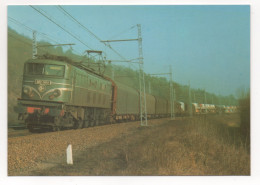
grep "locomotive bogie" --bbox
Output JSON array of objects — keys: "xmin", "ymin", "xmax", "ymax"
[
  {"xmin": 15, "ymin": 101, "xmax": 112, "ymax": 131},
  {"xmin": 81, "ymin": 107, "xmax": 111, "ymax": 127}
]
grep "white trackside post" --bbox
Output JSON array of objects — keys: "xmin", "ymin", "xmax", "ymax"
[{"xmin": 66, "ymin": 144, "xmax": 73, "ymax": 165}]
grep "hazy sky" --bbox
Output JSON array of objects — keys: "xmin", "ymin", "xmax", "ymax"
[{"xmin": 8, "ymin": 5, "xmax": 250, "ymax": 96}]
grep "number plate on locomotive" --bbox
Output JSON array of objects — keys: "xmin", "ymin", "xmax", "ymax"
[{"xmin": 35, "ymin": 79, "xmax": 51, "ymax": 85}]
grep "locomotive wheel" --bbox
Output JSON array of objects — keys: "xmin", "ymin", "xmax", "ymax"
[
  {"xmin": 90, "ymin": 120, "xmax": 95, "ymax": 127},
  {"xmin": 52, "ymin": 126, "xmax": 57, "ymax": 132},
  {"xmin": 52, "ymin": 126, "xmax": 60, "ymax": 132},
  {"xmin": 53, "ymin": 117, "xmax": 61, "ymax": 131},
  {"xmin": 28, "ymin": 126, "xmax": 36, "ymax": 133}
]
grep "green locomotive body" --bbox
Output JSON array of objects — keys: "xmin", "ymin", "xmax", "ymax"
[{"xmin": 15, "ymin": 56, "xmax": 113, "ymax": 131}]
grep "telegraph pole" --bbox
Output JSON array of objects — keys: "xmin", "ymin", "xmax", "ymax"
[
  {"xmin": 204, "ymin": 89, "xmax": 207, "ymax": 103},
  {"xmin": 111, "ymin": 68, "xmax": 115, "ymax": 80},
  {"xmin": 149, "ymin": 66, "xmax": 175, "ymax": 120},
  {"xmin": 218, "ymin": 92, "xmax": 221, "ymax": 105},
  {"xmin": 188, "ymin": 81, "xmax": 193, "ymax": 117},
  {"xmin": 174, "ymin": 89, "xmax": 176, "ymax": 105},
  {"xmin": 137, "ymin": 24, "xmax": 148, "ymax": 126},
  {"xmin": 32, "ymin": 29, "xmax": 75, "ymax": 60},
  {"xmin": 169, "ymin": 66, "xmax": 175, "ymax": 119},
  {"xmin": 32, "ymin": 31, "xmax": 37, "ymax": 59},
  {"xmin": 204, "ymin": 89, "xmax": 207, "ymax": 113}
]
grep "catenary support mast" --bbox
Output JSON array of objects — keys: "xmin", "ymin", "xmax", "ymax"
[
  {"xmin": 188, "ymin": 81, "xmax": 193, "ymax": 117},
  {"xmin": 101, "ymin": 24, "xmax": 148, "ymax": 126},
  {"xmin": 149, "ymin": 65, "xmax": 175, "ymax": 120},
  {"xmin": 32, "ymin": 31, "xmax": 37, "ymax": 59},
  {"xmin": 169, "ymin": 66, "xmax": 174, "ymax": 119},
  {"xmin": 137, "ymin": 24, "xmax": 148, "ymax": 126}
]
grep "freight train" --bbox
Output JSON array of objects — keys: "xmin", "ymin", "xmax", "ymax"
[{"xmin": 14, "ymin": 55, "xmax": 237, "ymax": 132}]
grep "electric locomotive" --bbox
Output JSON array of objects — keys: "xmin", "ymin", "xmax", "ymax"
[{"xmin": 14, "ymin": 55, "xmax": 114, "ymax": 132}]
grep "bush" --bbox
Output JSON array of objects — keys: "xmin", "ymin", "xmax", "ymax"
[{"xmin": 239, "ymin": 95, "xmax": 250, "ymax": 147}]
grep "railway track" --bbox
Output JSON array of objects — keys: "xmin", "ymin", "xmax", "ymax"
[
  {"xmin": 7, "ymin": 115, "xmax": 186, "ymax": 138},
  {"xmin": 7, "ymin": 114, "xmax": 211, "ymax": 138},
  {"xmin": 8, "ymin": 127, "xmax": 32, "ymax": 138},
  {"xmin": 8, "ymin": 124, "xmax": 54, "ymax": 138}
]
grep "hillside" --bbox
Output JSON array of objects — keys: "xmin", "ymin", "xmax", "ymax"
[
  {"xmin": 8, "ymin": 29, "xmax": 32, "ymax": 124},
  {"xmin": 7, "ymin": 27, "xmax": 238, "ymax": 124}
]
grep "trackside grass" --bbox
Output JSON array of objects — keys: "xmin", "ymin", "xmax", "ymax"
[{"xmin": 29, "ymin": 114, "xmax": 249, "ymax": 176}]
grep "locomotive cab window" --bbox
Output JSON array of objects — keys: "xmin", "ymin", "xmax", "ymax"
[{"xmin": 25, "ymin": 63, "xmax": 65, "ymax": 77}]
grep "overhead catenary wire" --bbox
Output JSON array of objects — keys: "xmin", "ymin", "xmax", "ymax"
[
  {"xmin": 8, "ymin": 16, "xmax": 82, "ymax": 56},
  {"xmin": 57, "ymin": 5, "xmax": 103, "ymax": 44},
  {"xmin": 109, "ymin": 25, "xmax": 136, "ymax": 40},
  {"xmin": 8, "ymin": 31, "xmax": 52, "ymax": 54},
  {"xmin": 30, "ymin": 5, "xmax": 94, "ymax": 51},
  {"xmin": 56, "ymin": 5, "xmax": 128, "ymax": 61},
  {"xmin": 8, "ymin": 31, "xmax": 33, "ymax": 47},
  {"xmin": 37, "ymin": 33, "xmax": 82, "ymax": 56},
  {"xmin": 57, "ymin": 6, "xmax": 140, "ymax": 71},
  {"xmin": 8, "ymin": 16, "xmax": 33, "ymax": 32},
  {"xmin": 9, "ymin": 14, "xmax": 136, "ymax": 72},
  {"xmin": 32, "ymin": 6, "xmax": 138, "ymax": 70},
  {"xmin": 11, "ymin": 7, "xmax": 138, "ymax": 70}
]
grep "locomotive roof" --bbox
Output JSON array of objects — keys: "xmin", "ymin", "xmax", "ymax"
[
  {"xmin": 26, "ymin": 54, "xmax": 106, "ymax": 79},
  {"xmin": 26, "ymin": 58, "xmax": 65, "ymax": 65}
]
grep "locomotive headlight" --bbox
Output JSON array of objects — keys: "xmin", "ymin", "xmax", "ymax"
[
  {"xmin": 53, "ymin": 89, "xmax": 61, "ymax": 97},
  {"xmin": 23, "ymin": 86, "xmax": 34, "ymax": 98},
  {"xmin": 23, "ymin": 86, "xmax": 31, "ymax": 95}
]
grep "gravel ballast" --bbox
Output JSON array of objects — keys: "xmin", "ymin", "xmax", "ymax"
[{"xmin": 8, "ymin": 118, "xmax": 169, "ymax": 175}]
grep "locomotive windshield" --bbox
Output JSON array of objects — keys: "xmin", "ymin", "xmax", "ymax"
[{"xmin": 25, "ymin": 63, "xmax": 65, "ymax": 77}]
